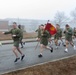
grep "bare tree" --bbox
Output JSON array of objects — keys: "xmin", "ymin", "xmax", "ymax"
[
  {"xmin": 70, "ymin": 8, "xmax": 76, "ymax": 27},
  {"xmin": 54, "ymin": 11, "xmax": 69, "ymax": 26},
  {"xmin": 71, "ymin": 8, "xmax": 76, "ymax": 20}
]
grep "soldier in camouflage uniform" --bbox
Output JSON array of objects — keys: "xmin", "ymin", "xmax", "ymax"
[
  {"xmin": 35, "ymin": 25, "xmax": 42, "ymax": 41},
  {"xmin": 3, "ymin": 22, "xmax": 25, "ymax": 62},
  {"xmin": 18, "ymin": 25, "xmax": 25, "ymax": 48},
  {"xmin": 54, "ymin": 24, "xmax": 62, "ymax": 49},
  {"xmin": 37, "ymin": 25, "xmax": 53, "ymax": 58},
  {"xmin": 64, "ymin": 24, "xmax": 76, "ymax": 52},
  {"xmin": 44, "ymin": 24, "xmax": 53, "ymax": 46},
  {"xmin": 73, "ymin": 27, "xmax": 76, "ymax": 40}
]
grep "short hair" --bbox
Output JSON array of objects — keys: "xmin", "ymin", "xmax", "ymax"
[
  {"xmin": 13, "ymin": 22, "xmax": 17, "ymax": 24},
  {"xmin": 56, "ymin": 24, "xmax": 60, "ymax": 27},
  {"xmin": 66, "ymin": 24, "xmax": 69, "ymax": 27},
  {"xmin": 18, "ymin": 25, "xmax": 21, "ymax": 29},
  {"xmin": 41, "ymin": 24, "xmax": 44, "ymax": 26},
  {"xmin": 45, "ymin": 24, "xmax": 47, "ymax": 25}
]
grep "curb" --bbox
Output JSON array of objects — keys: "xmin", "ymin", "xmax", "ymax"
[
  {"xmin": 1, "ymin": 37, "xmax": 65, "ymax": 45},
  {"xmin": 2, "ymin": 40, "xmax": 37, "ymax": 45}
]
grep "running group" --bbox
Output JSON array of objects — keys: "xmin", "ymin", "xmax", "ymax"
[{"xmin": 2, "ymin": 22, "xmax": 76, "ymax": 62}]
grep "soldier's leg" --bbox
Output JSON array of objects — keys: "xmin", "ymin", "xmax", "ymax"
[
  {"xmin": 17, "ymin": 47, "xmax": 25, "ymax": 61},
  {"xmin": 48, "ymin": 38, "xmax": 53, "ymax": 50},
  {"xmin": 66, "ymin": 40, "xmax": 69, "ymax": 48},
  {"xmin": 13, "ymin": 46, "xmax": 19, "ymax": 58},
  {"xmin": 73, "ymin": 35, "xmax": 76, "ymax": 41},
  {"xmin": 21, "ymin": 41, "xmax": 24, "ymax": 48},
  {"xmin": 68, "ymin": 37, "xmax": 76, "ymax": 49},
  {"xmin": 54, "ymin": 39, "xmax": 57, "ymax": 45},
  {"xmin": 12, "ymin": 46, "xmax": 20, "ymax": 62},
  {"xmin": 17, "ymin": 47, "xmax": 23, "ymax": 55},
  {"xmin": 75, "ymin": 36, "xmax": 76, "ymax": 41},
  {"xmin": 61, "ymin": 39, "xmax": 66, "ymax": 47},
  {"xmin": 69, "ymin": 40, "xmax": 74, "ymax": 46},
  {"xmin": 20, "ymin": 39, "xmax": 24, "ymax": 48},
  {"xmin": 48, "ymin": 38, "xmax": 53, "ymax": 45},
  {"xmin": 70, "ymin": 41, "xmax": 76, "ymax": 50},
  {"xmin": 54, "ymin": 39, "xmax": 58, "ymax": 49},
  {"xmin": 65, "ymin": 40, "xmax": 69, "ymax": 52},
  {"xmin": 46, "ymin": 46, "xmax": 53, "ymax": 53},
  {"xmin": 38, "ymin": 44, "xmax": 44, "ymax": 58},
  {"xmin": 59, "ymin": 37, "xmax": 65, "ymax": 46}
]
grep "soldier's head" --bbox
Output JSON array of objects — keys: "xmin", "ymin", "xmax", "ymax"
[
  {"xmin": 47, "ymin": 20, "xmax": 50, "ymax": 23},
  {"xmin": 40, "ymin": 24, "xmax": 44, "ymax": 30},
  {"xmin": 65, "ymin": 24, "xmax": 70, "ymax": 29},
  {"xmin": 18, "ymin": 25, "xmax": 21, "ymax": 29},
  {"xmin": 56, "ymin": 24, "xmax": 60, "ymax": 29},
  {"xmin": 13, "ymin": 22, "xmax": 17, "ymax": 28},
  {"xmin": 74, "ymin": 27, "xmax": 76, "ymax": 30}
]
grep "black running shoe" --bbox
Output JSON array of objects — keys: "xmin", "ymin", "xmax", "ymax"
[
  {"xmin": 21, "ymin": 55, "xmax": 25, "ymax": 61},
  {"xmin": 23, "ymin": 42, "xmax": 25, "ymax": 45},
  {"xmin": 14, "ymin": 58, "xmax": 20, "ymax": 62},
  {"xmin": 63, "ymin": 44, "xmax": 66, "ymax": 47},
  {"xmin": 50, "ymin": 47, "xmax": 53, "ymax": 53},
  {"xmin": 38, "ymin": 54, "xmax": 43, "ymax": 58}
]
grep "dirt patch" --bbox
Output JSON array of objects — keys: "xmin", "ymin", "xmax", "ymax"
[{"xmin": 2, "ymin": 56, "xmax": 76, "ymax": 75}]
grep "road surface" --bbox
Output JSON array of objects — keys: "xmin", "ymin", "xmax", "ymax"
[{"xmin": 0, "ymin": 40, "xmax": 76, "ymax": 74}]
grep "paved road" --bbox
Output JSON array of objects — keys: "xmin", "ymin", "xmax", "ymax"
[{"xmin": 0, "ymin": 40, "xmax": 76, "ymax": 74}]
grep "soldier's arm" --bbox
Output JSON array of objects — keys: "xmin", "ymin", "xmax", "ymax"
[
  {"xmin": 4, "ymin": 30, "xmax": 12, "ymax": 34},
  {"xmin": 64, "ymin": 30, "xmax": 66, "ymax": 34},
  {"xmin": 72, "ymin": 30, "xmax": 74, "ymax": 36},
  {"xmin": 67, "ymin": 29, "xmax": 72, "ymax": 35},
  {"xmin": 35, "ymin": 29, "xmax": 38, "ymax": 32},
  {"xmin": 38, "ymin": 30, "xmax": 41, "ymax": 38}
]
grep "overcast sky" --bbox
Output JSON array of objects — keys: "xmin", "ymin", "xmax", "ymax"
[{"xmin": 0, "ymin": 0, "xmax": 76, "ymax": 20}]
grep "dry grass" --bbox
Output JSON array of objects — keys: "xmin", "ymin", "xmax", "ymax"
[{"xmin": 2, "ymin": 56, "xmax": 76, "ymax": 75}]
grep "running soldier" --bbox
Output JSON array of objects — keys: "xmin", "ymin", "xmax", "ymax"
[
  {"xmin": 35, "ymin": 25, "xmax": 42, "ymax": 41},
  {"xmin": 2, "ymin": 22, "xmax": 25, "ymax": 62},
  {"xmin": 54, "ymin": 24, "xmax": 63, "ymax": 49},
  {"xmin": 64, "ymin": 24, "xmax": 76, "ymax": 52},
  {"xmin": 44, "ymin": 24, "xmax": 53, "ymax": 46},
  {"xmin": 38, "ymin": 25, "xmax": 53, "ymax": 58},
  {"xmin": 73, "ymin": 27, "xmax": 76, "ymax": 41},
  {"xmin": 18, "ymin": 25, "xmax": 25, "ymax": 48}
]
